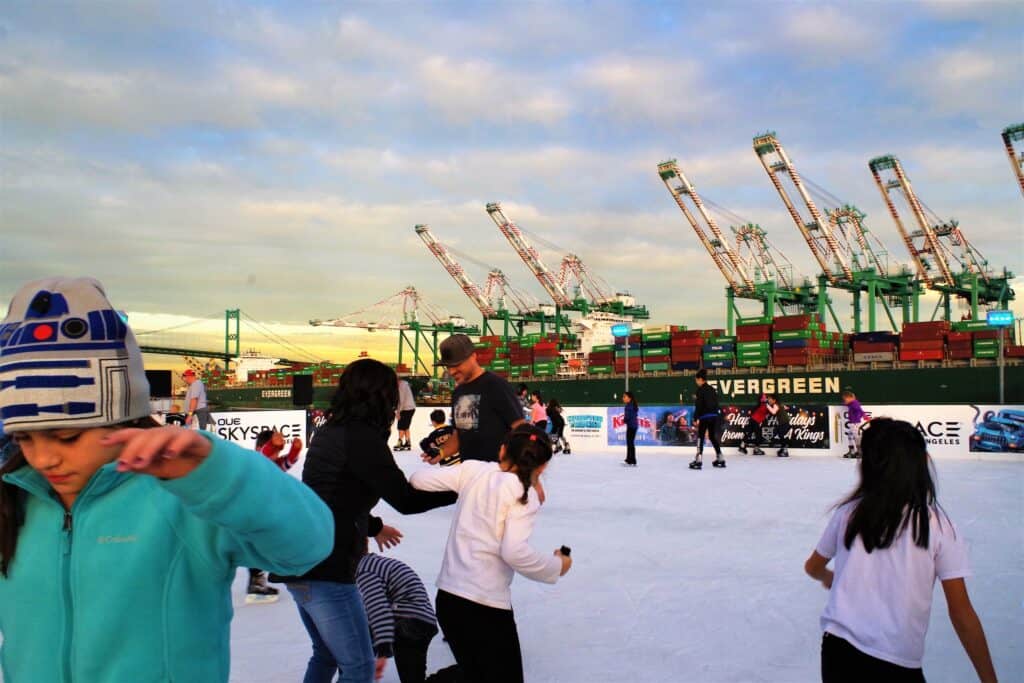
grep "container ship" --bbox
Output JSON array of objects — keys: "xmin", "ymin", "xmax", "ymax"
[{"xmin": 204, "ymin": 314, "xmax": 1023, "ymax": 409}]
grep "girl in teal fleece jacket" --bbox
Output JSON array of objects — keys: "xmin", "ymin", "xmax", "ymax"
[{"xmin": 0, "ymin": 425, "xmax": 334, "ymax": 682}]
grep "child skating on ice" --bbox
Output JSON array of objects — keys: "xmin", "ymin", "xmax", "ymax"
[
  {"xmin": 804, "ymin": 418, "xmax": 996, "ymax": 683},
  {"xmin": 410, "ymin": 423, "xmax": 572, "ymax": 683},
  {"xmin": 841, "ymin": 389, "xmax": 866, "ymax": 458}
]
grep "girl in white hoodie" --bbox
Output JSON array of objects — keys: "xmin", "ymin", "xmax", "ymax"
[{"xmin": 410, "ymin": 423, "xmax": 571, "ymax": 683}]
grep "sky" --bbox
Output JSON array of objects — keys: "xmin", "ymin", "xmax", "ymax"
[{"xmin": 2, "ymin": 0, "xmax": 1023, "ymax": 366}]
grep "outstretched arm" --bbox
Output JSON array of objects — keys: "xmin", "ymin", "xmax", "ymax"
[
  {"xmin": 942, "ymin": 578, "xmax": 997, "ymax": 683},
  {"xmin": 804, "ymin": 550, "xmax": 833, "ymax": 589}
]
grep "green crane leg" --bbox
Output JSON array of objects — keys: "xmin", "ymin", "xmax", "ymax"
[
  {"xmin": 868, "ymin": 279, "xmax": 878, "ymax": 332},
  {"xmin": 853, "ymin": 289, "xmax": 862, "ymax": 334},
  {"xmin": 970, "ymin": 274, "xmax": 980, "ymax": 321},
  {"xmin": 726, "ymin": 288, "xmax": 735, "ymax": 336},
  {"xmin": 398, "ymin": 330, "xmax": 405, "ymax": 368}
]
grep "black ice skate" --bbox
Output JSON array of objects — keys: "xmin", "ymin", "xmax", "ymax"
[
  {"xmin": 752, "ymin": 447, "xmax": 766, "ymax": 456},
  {"xmin": 246, "ymin": 571, "xmax": 280, "ymax": 605},
  {"xmin": 777, "ymin": 448, "xmax": 790, "ymax": 458},
  {"xmin": 689, "ymin": 458, "xmax": 703, "ymax": 470},
  {"xmin": 563, "ymin": 444, "xmax": 571, "ymax": 455},
  {"xmin": 712, "ymin": 458, "xmax": 726, "ymax": 468},
  {"xmin": 737, "ymin": 443, "xmax": 749, "ymax": 455},
  {"xmin": 843, "ymin": 449, "xmax": 856, "ymax": 459}
]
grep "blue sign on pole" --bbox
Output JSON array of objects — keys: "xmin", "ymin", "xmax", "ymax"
[
  {"xmin": 986, "ymin": 310, "xmax": 1013, "ymax": 328},
  {"xmin": 611, "ymin": 323, "xmax": 632, "ymax": 337}
]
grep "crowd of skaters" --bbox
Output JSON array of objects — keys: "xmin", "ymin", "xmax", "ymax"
[{"xmin": 0, "ymin": 276, "xmax": 1001, "ymax": 683}]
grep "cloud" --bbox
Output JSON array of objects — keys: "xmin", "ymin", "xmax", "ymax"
[
  {"xmin": 417, "ymin": 56, "xmax": 572, "ymax": 125},
  {"xmin": 779, "ymin": 6, "xmax": 877, "ymax": 59},
  {"xmin": 580, "ymin": 56, "xmax": 717, "ymax": 124}
]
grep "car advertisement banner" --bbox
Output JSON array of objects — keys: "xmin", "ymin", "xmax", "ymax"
[
  {"xmin": 720, "ymin": 404, "xmax": 831, "ymax": 450},
  {"xmin": 828, "ymin": 405, "xmax": 1024, "ymax": 458}
]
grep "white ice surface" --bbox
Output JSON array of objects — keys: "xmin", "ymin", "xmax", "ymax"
[{"xmin": 228, "ymin": 448, "xmax": 1023, "ymax": 683}]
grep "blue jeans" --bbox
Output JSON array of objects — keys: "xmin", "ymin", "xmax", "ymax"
[{"xmin": 286, "ymin": 581, "xmax": 375, "ymax": 683}]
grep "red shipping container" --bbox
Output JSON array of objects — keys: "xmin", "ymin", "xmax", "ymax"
[
  {"xmin": 736, "ymin": 323, "xmax": 772, "ymax": 335},
  {"xmin": 672, "ymin": 338, "xmax": 706, "ymax": 348},
  {"xmin": 672, "ymin": 351, "xmax": 702, "ymax": 361},
  {"xmin": 946, "ymin": 332, "xmax": 972, "ymax": 343},
  {"xmin": 902, "ymin": 321, "xmax": 950, "ymax": 333},
  {"xmin": 972, "ymin": 330, "xmax": 1000, "ymax": 340},
  {"xmin": 852, "ymin": 341, "xmax": 897, "ymax": 353},
  {"xmin": 772, "ymin": 314, "xmax": 812, "ymax": 331},
  {"xmin": 900, "ymin": 340, "xmax": 945, "ymax": 352},
  {"xmin": 737, "ymin": 330, "xmax": 772, "ymax": 342},
  {"xmin": 900, "ymin": 350, "xmax": 944, "ymax": 361},
  {"xmin": 1006, "ymin": 345, "xmax": 1024, "ymax": 358}
]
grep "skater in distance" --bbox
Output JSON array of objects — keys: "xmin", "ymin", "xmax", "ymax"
[{"xmin": 691, "ymin": 369, "xmax": 725, "ymax": 470}]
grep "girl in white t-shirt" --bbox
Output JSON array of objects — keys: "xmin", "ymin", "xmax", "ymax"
[
  {"xmin": 804, "ymin": 418, "xmax": 997, "ymax": 683},
  {"xmin": 410, "ymin": 423, "xmax": 572, "ymax": 683}
]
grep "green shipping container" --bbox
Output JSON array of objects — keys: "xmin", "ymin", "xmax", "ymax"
[
  {"xmin": 952, "ymin": 321, "xmax": 997, "ymax": 332},
  {"xmin": 973, "ymin": 349, "xmax": 998, "ymax": 359},
  {"xmin": 616, "ymin": 349, "xmax": 643, "ymax": 358},
  {"xmin": 642, "ymin": 332, "xmax": 671, "ymax": 342},
  {"xmin": 773, "ymin": 329, "xmax": 814, "ymax": 340},
  {"xmin": 591, "ymin": 344, "xmax": 616, "ymax": 353},
  {"xmin": 643, "ymin": 362, "xmax": 670, "ymax": 372},
  {"xmin": 703, "ymin": 351, "xmax": 735, "ymax": 361},
  {"xmin": 737, "ymin": 341, "xmax": 770, "ymax": 352},
  {"xmin": 588, "ymin": 365, "xmax": 614, "ymax": 374},
  {"xmin": 738, "ymin": 316, "xmax": 772, "ymax": 326},
  {"xmin": 709, "ymin": 335, "xmax": 737, "ymax": 344},
  {"xmin": 738, "ymin": 358, "xmax": 770, "ymax": 367},
  {"xmin": 738, "ymin": 350, "xmax": 771, "ymax": 361},
  {"xmin": 644, "ymin": 348, "xmax": 670, "ymax": 358}
]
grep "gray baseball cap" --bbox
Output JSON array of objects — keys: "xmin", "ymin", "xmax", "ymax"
[{"xmin": 435, "ymin": 334, "xmax": 476, "ymax": 367}]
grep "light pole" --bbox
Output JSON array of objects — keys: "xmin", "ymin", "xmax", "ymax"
[
  {"xmin": 612, "ymin": 323, "xmax": 633, "ymax": 394},
  {"xmin": 987, "ymin": 310, "xmax": 1013, "ymax": 404}
]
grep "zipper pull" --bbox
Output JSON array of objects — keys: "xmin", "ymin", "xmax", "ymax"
[{"xmin": 62, "ymin": 512, "xmax": 73, "ymax": 555}]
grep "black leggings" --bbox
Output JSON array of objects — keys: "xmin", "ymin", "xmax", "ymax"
[
  {"xmin": 822, "ymin": 633, "xmax": 924, "ymax": 682},
  {"xmin": 696, "ymin": 416, "xmax": 722, "ymax": 456},
  {"xmin": 742, "ymin": 419, "xmax": 764, "ymax": 446},
  {"xmin": 625, "ymin": 425, "xmax": 637, "ymax": 464},
  {"xmin": 436, "ymin": 590, "xmax": 523, "ymax": 683},
  {"xmin": 393, "ymin": 617, "xmax": 438, "ymax": 683}
]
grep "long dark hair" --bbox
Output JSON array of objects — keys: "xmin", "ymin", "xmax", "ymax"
[
  {"xmin": 624, "ymin": 391, "xmax": 638, "ymax": 407},
  {"xmin": 837, "ymin": 417, "xmax": 942, "ymax": 552},
  {"xmin": 0, "ymin": 416, "xmax": 160, "ymax": 577},
  {"xmin": 327, "ymin": 359, "xmax": 399, "ymax": 433},
  {"xmin": 502, "ymin": 423, "xmax": 553, "ymax": 505}
]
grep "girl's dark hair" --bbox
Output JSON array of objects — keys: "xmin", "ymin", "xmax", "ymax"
[
  {"xmin": 327, "ymin": 359, "xmax": 399, "ymax": 432},
  {"xmin": 255, "ymin": 429, "xmax": 275, "ymax": 448},
  {"xmin": 837, "ymin": 417, "xmax": 942, "ymax": 552},
  {"xmin": 696, "ymin": 369, "xmax": 708, "ymax": 381},
  {"xmin": 547, "ymin": 398, "xmax": 561, "ymax": 411},
  {"xmin": 531, "ymin": 391, "xmax": 543, "ymax": 404},
  {"xmin": 766, "ymin": 393, "xmax": 779, "ymax": 402},
  {"xmin": 624, "ymin": 391, "xmax": 638, "ymax": 407},
  {"xmin": 0, "ymin": 416, "xmax": 160, "ymax": 577},
  {"xmin": 502, "ymin": 423, "xmax": 554, "ymax": 505}
]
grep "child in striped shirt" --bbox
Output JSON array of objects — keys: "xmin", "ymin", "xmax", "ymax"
[{"xmin": 356, "ymin": 548, "xmax": 441, "ymax": 683}]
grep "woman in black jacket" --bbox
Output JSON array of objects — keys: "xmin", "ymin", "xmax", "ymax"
[
  {"xmin": 691, "ymin": 369, "xmax": 725, "ymax": 470},
  {"xmin": 281, "ymin": 358, "xmax": 457, "ymax": 683}
]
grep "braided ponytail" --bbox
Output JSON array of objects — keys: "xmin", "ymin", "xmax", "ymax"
[{"xmin": 502, "ymin": 423, "xmax": 554, "ymax": 505}]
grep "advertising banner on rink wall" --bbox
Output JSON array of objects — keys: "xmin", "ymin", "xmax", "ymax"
[
  {"xmin": 719, "ymin": 403, "xmax": 831, "ymax": 450},
  {"xmin": 560, "ymin": 407, "xmax": 609, "ymax": 449},
  {"xmin": 210, "ymin": 409, "xmax": 308, "ymax": 451},
  {"xmin": 828, "ymin": 405, "xmax": 1024, "ymax": 459},
  {"xmin": 606, "ymin": 405, "xmax": 695, "ymax": 447}
]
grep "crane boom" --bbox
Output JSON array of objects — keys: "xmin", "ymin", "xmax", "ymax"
[
  {"xmin": 415, "ymin": 225, "xmax": 496, "ymax": 317},
  {"xmin": 868, "ymin": 156, "xmax": 955, "ymax": 288},
  {"xmin": 486, "ymin": 202, "xmax": 572, "ymax": 307},
  {"xmin": 753, "ymin": 133, "xmax": 853, "ymax": 284},
  {"xmin": 1002, "ymin": 123, "xmax": 1024, "ymax": 198},
  {"xmin": 657, "ymin": 160, "xmax": 755, "ymax": 293},
  {"xmin": 732, "ymin": 223, "xmax": 798, "ymax": 291}
]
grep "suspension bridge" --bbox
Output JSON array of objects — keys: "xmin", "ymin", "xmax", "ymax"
[{"xmin": 134, "ymin": 309, "xmax": 322, "ymax": 368}]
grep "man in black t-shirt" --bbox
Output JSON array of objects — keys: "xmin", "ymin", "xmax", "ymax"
[{"xmin": 426, "ymin": 334, "xmax": 525, "ymax": 463}]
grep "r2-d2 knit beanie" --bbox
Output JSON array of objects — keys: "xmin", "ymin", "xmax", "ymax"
[{"xmin": 0, "ymin": 277, "xmax": 151, "ymax": 434}]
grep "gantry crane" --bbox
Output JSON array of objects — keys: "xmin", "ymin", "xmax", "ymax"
[
  {"xmin": 310, "ymin": 286, "xmax": 480, "ymax": 377},
  {"xmin": 485, "ymin": 202, "xmax": 649, "ymax": 329},
  {"xmin": 869, "ymin": 154, "xmax": 1014, "ymax": 321},
  {"xmin": 753, "ymin": 132, "xmax": 919, "ymax": 332},
  {"xmin": 1002, "ymin": 123, "xmax": 1024, "ymax": 197},
  {"xmin": 414, "ymin": 224, "xmax": 566, "ymax": 338},
  {"xmin": 658, "ymin": 159, "xmax": 818, "ymax": 333}
]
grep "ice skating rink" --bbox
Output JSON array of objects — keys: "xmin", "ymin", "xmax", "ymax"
[{"xmin": 229, "ymin": 449, "xmax": 1023, "ymax": 683}]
